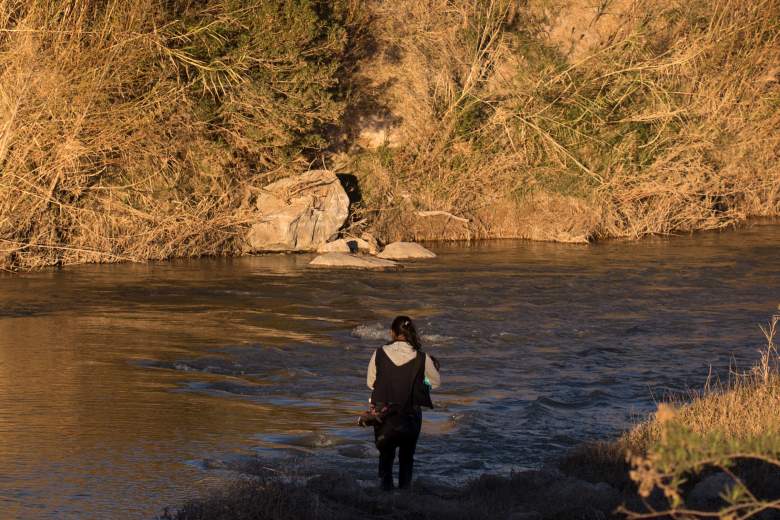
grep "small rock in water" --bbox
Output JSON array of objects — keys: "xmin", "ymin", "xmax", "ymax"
[
  {"xmin": 317, "ymin": 239, "xmax": 353, "ymax": 253},
  {"xmin": 359, "ymin": 233, "xmax": 381, "ymax": 253},
  {"xmin": 315, "ymin": 236, "xmax": 378, "ymax": 254},
  {"xmin": 377, "ymin": 241, "xmax": 436, "ymax": 260},
  {"xmin": 286, "ymin": 432, "xmax": 344, "ymax": 449},
  {"xmin": 348, "ymin": 237, "xmax": 377, "ymax": 254},
  {"xmin": 309, "ymin": 252, "xmax": 399, "ymax": 270}
]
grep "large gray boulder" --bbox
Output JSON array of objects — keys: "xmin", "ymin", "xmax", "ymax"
[
  {"xmin": 246, "ymin": 170, "xmax": 349, "ymax": 252},
  {"xmin": 309, "ymin": 253, "xmax": 399, "ymax": 270},
  {"xmin": 377, "ymin": 241, "xmax": 436, "ymax": 260}
]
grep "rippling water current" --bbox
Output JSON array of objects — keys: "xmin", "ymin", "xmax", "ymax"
[{"xmin": 1, "ymin": 224, "xmax": 779, "ymax": 518}]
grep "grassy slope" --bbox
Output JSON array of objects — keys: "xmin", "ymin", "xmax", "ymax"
[
  {"xmin": 350, "ymin": 0, "xmax": 780, "ymax": 243},
  {"xmin": 1, "ymin": 0, "xmax": 779, "ymax": 270}
]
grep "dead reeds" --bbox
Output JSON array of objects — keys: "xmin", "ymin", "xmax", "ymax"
[
  {"xmin": 351, "ymin": 0, "xmax": 780, "ymax": 243},
  {"xmin": 0, "ymin": 0, "xmax": 357, "ymax": 270},
  {"xmin": 1, "ymin": 0, "xmax": 779, "ymax": 270}
]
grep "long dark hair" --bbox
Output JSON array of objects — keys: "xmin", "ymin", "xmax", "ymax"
[{"xmin": 390, "ymin": 315, "xmax": 422, "ymax": 350}]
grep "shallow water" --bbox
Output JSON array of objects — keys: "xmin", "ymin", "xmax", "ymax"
[{"xmin": 0, "ymin": 223, "xmax": 778, "ymax": 519}]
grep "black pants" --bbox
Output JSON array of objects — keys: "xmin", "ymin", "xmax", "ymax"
[{"xmin": 376, "ymin": 410, "xmax": 422, "ymax": 490}]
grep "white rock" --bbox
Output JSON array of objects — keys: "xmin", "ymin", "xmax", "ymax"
[
  {"xmin": 317, "ymin": 239, "xmax": 353, "ymax": 253},
  {"xmin": 377, "ymin": 241, "xmax": 436, "ymax": 260},
  {"xmin": 317, "ymin": 238, "xmax": 378, "ymax": 254},
  {"xmin": 309, "ymin": 253, "xmax": 399, "ymax": 270},
  {"xmin": 246, "ymin": 170, "xmax": 349, "ymax": 252}
]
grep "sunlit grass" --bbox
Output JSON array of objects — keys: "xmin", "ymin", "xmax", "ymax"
[
  {"xmin": 0, "ymin": 0, "xmax": 360, "ymax": 270},
  {"xmin": 353, "ymin": 0, "xmax": 780, "ymax": 242},
  {"xmin": 1, "ymin": 0, "xmax": 778, "ymax": 270}
]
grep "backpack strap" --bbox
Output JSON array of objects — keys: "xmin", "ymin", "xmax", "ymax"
[
  {"xmin": 402, "ymin": 351, "xmax": 426, "ymax": 410},
  {"xmin": 414, "ymin": 351, "xmax": 425, "ymax": 380}
]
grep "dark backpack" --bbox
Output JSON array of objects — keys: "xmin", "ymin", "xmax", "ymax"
[{"xmin": 371, "ymin": 350, "xmax": 432, "ymax": 449}]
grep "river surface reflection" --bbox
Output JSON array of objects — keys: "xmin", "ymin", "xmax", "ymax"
[{"xmin": 0, "ymin": 223, "xmax": 778, "ymax": 518}]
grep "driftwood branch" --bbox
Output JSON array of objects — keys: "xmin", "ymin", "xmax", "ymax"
[{"xmin": 415, "ymin": 210, "xmax": 469, "ymax": 223}]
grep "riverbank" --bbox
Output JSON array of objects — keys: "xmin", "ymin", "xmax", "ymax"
[
  {"xmin": 159, "ymin": 462, "xmax": 629, "ymax": 520},
  {"xmin": 160, "ymin": 314, "xmax": 780, "ymax": 520},
  {"xmin": 2, "ymin": 0, "xmax": 778, "ymax": 271}
]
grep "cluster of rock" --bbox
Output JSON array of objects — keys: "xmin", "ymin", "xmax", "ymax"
[
  {"xmin": 244, "ymin": 169, "xmax": 437, "ymax": 269},
  {"xmin": 309, "ymin": 240, "xmax": 435, "ymax": 269}
]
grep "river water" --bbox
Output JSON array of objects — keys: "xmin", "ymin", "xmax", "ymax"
[{"xmin": 0, "ymin": 223, "xmax": 778, "ymax": 519}]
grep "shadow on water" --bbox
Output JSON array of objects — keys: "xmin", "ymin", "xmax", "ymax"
[{"xmin": 0, "ymin": 221, "xmax": 778, "ymax": 518}]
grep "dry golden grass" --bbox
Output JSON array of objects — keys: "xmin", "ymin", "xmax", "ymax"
[
  {"xmin": 1, "ymin": 0, "xmax": 778, "ymax": 270},
  {"xmin": 350, "ymin": 0, "xmax": 780, "ymax": 243},
  {"xmin": 559, "ymin": 313, "xmax": 780, "ymax": 517},
  {"xmin": 0, "ymin": 0, "xmax": 358, "ymax": 271},
  {"xmin": 624, "ymin": 316, "xmax": 780, "ymax": 458}
]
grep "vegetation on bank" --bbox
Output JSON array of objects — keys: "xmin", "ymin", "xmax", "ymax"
[
  {"xmin": 564, "ymin": 313, "xmax": 780, "ymax": 518},
  {"xmin": 0, "ymin": 0, "xmax": 362, "ymax": 270},
  {"xmin": 161, "ymin": 313, "xmax": 780, "ymax": 519},
  {"xmin": 621, "ymin": 315, "xmax": 780, "ymax": 518},
  {"xmin": 353, "ymin": 0, "xmax": 780, "ymax": 242},
  {"xmin": 1, "ymin": 0, "xmax": 779, "ymax": 270}
]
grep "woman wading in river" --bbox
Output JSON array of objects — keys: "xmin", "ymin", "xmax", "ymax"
[{"xmin": 365, "ymin": 316, "xmax": 441, "ymax": 491}]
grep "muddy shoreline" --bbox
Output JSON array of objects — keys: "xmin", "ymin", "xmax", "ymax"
[{"xmin": 158, "ymin": 448, "xmax": 635, "ymax": 520}]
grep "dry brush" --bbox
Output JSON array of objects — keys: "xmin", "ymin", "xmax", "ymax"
[
  {"xmin": 349, "ymin": 0, "xmax": 780, "ymax": 243},
  {"xmin": 1, "ymin": 0, "xmax": 779, "ymax": 270},
  {"xmin": 0, "ymin": 0, "xmax": 359, "ymax": 270}
]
